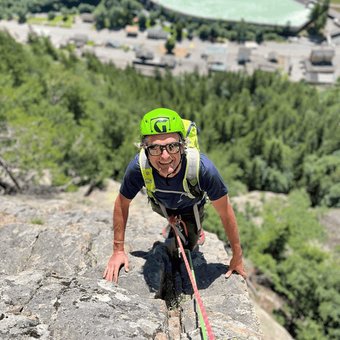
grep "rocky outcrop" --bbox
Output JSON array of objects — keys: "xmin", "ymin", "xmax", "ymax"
[{"xmin": 0, "ymin": 181, "xmax": 262, "ymax": 339}]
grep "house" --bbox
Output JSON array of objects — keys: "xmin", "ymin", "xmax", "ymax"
[
  {"xmin": 309, "ymin": 48, "xmax": 335, "ymax": 65},
  {"xmin": 201, "ymin": 45, "xmax": 227, "ymax": 59},
  {"xmin": 135, "ymin": 48, "xmax": 154, "ymax": 61},
  {"xmin": 237, "ymin": 47, "xmax": 251, "ymax": 65},
  {"xmin": 80, "ymin": 13, "xmax": 95, "ymax": 23},
  {"xmin": 268, "ymin": 51, "xmax": 278, "ymax": 63},
  {"xmin": 207, "ymin": 54, "xmax": 227, "ymax": 72},
  {"xmin": 68, "ymin": 34, "xmax": 88, "ymax": 48},
  {"xmin": 256, "ymin": 62, "xmax": 280, "ymax": 73},
  {"xmin": 304, "ymin": 48, "xmax": 336, "ymax": 84},
  {"xmin": 160, "ymin": 55, "xmax": 176, "ymax": 69},
  {"xmin": 125, "ymin": 25, "xmax": 138, "ymax": 37},
  {"xmin": 105, "ymin": 40, "xmax": 121, "ymax": 49},
  {"xmin": 208, "ymin": 61, "xmax": 227, "ymax": 72},
  {"xmin": 147, "ymin": 27, "xmax": 169, "ymax": 40}
]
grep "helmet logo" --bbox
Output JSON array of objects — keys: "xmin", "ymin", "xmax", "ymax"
[{"xmin": 152, "ymin": 118, "xmax": 170, "ymax": 133}]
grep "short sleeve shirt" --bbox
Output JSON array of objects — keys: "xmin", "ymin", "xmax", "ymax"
[{"xmin": 120, "ymin": 153, "xmax": 228, "ymax": 213}]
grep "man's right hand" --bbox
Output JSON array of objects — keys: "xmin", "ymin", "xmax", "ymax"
[{"xmin": 103, "ymin": 251, "xmax": 129, "ymax": 283}]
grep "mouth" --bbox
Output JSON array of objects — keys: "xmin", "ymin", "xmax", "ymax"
[{"xmin": 159, "ymin": 161, "xmax": 173, "ymax": 166}]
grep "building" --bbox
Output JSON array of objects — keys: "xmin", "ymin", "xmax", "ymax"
[
  {"xmin": 267, "ymin": 51, "xmax": 278, "ymax": 63},
  {"xmin": 237, "ymin": 47, "xmax": 251, "ymax": 65},
  {"xmin": 304, "ymin": 48, "xmax": 336, "ymax": 84},
  {"xmin": 125, "ymin": 25, "xmax": 139, "ymax": 37},
  {"xmin": 207, "ymin": 54, "xmax": 227, "ymax": 72},
  {"xmin": 160, "ymin": 55, "xmax": 176, "ymax": 69},
  {"xmin": 80, "ymin": 13, "xmax": 95, "ymax": 23},
  {"xmin": 105, "ymin": 40, "xmax": 121, "ymax": 49},
  {"xmin": 208, "ymin": 61, "xmax": 227, "ymax": 73},
  {"xmin": 68, "ymin": 34, "xmax": 88, "ymax": 48},
  {"xmin": 147, "ymin": 27, "xmax": 169, "ymax": 40},
  {"xmin": 309, "ymin": 48, "xmax": 335, "ymax": 64},
  {"xmin": 201, "ymin": 45, "xmax": 227, "ymax": 59},
  {"xmin": 135, "ymin": 48, "xmax": 154, "ymax": 61}
]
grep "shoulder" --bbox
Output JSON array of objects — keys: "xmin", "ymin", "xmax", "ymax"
[
  {"xmin": 120, "ymin": 153, "xmax": 144, "ymax": 200},
  {"xmin": 126, "ymin": 154, "xmax": 141, "ymax": 173},
  {"xmin": 198, "ymin": 153, "xmax": 228, "ymax": 199},
  {"xmin": 199, "ymin": 153, "xmax": 219, "ymax": 174}
]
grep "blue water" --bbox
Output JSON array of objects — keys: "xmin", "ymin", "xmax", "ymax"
[{"xmin": 152, "ymin": 0, "xmax": 311, "ymax": 27}]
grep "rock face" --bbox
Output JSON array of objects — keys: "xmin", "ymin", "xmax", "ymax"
[{"xmin": 0, "ymin": 181, "xmax": 262, "ymax": 339}]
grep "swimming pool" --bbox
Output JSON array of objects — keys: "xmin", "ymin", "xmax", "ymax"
[{"xmin": 151, "ymin": 0, "xmax": 311, "ymax": 28}]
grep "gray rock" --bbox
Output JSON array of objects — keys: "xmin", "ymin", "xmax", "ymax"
[{"xmin": 0, "ymin": 187, "xmax": 262, "ymax": 339}]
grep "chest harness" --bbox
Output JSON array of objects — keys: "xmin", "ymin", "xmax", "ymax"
[{"xmin": 139, "ymin": 147, "xmax": 205, "ymax": 236}]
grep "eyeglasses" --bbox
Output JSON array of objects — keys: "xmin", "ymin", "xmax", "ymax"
[{"xmin": 146, "ymin": 142, "xmax": 182, "ymax": 156}]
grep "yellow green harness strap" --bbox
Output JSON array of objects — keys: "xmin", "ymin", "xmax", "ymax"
[
  {"xmin": 139, "ymin": 148, "xmax": 200, "ymax": 199},
  {"xmin": 139, "ymin": 149, "xmax": 156, "ymax": 198},
  {"xmin": 139, "ymin": 148, "xmax": 203, "ymax": 233}
]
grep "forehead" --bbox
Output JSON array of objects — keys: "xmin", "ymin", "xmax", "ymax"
[{"xmin": 146, "ymin": 133, "xmax": 180, "ymax": 145}]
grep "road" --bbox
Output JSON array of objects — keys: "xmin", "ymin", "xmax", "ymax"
[{"xmin": 1, "ymin": 17, "xmax": 340, "ymax": 82}]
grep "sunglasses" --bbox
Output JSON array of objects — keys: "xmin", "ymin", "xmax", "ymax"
[{"xmin": 146, "ymin": 142, "xmax": 182, "ymax": 156}]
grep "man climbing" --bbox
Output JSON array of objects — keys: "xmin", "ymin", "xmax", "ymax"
[{"xmin": 103, "ymin": 108, "xmax": 246, "ymax": 283}]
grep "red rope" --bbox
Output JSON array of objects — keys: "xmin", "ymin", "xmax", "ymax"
[{"xmin": 168, "ymin": 217, "xmax": 215, "ymax": 340}]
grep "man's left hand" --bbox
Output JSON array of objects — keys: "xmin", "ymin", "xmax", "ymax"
[{"xmin": 225, "ymin": 254, "xmax": 247, "ymax": 279}]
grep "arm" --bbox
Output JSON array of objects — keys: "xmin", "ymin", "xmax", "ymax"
[
  {"xmin": 103, "ymin": 193, "xmax": 132, "ymax": 283},
  {"xmin": 211, "ymin": 194, "xmax": 247, "ymax": 279}
]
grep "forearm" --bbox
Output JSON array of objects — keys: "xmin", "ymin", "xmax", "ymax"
[
  {"xmin": 221, "ymin": 204, "xmax": 242, "ymax": 256},
  {"xmin": 112, "ymin": 194, "xmax": 130, "ymax": 252},
  {"xmin": 212, "ymin": 195, "xmax": 243, "ymax": 256}
]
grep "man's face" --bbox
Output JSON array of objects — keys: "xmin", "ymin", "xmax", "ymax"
[{"xmin": 145, "ymin": 133, "xmax": 183, "ymax": 178}]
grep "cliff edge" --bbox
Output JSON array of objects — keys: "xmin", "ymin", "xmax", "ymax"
[{"xmin": 0, "ymin": 180, "xmax": 261, "ymax": 339}]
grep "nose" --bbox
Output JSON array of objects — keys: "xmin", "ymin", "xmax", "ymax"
[{"xmin": 160, "ymin": 147, "xmax": 170, "ymax": 158}]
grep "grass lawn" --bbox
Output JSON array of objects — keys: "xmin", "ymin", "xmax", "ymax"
[{"xmin": 27, "ymin": 15, "xmax": 74, "ymax": 28}]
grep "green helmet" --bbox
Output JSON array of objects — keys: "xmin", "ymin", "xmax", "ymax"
[{"xmin": 140, "ymin": 108, "xmax": 185, "ymax": 139}]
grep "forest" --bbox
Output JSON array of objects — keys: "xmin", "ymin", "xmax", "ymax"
[{"xmin": 0, "ymin": 30, "xmax": 339, "ymax": 339}]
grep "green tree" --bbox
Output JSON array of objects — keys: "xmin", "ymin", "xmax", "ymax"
[
  {"xmin": 309, "ymin": 0, "xmax": 330, "ymax": 34},
  {"xmin": 235, "ymin": 19, "xmax": 247, "ymax": 43},
  {"xmin": 165, "ymin": 37, "xmax": 175, "ymax": 54},
  {"xmin": 303, "ymin": 154, "xmax": 340, "ymax": 206},
  {"xmin": 0, "ymin": 31, "xmax": 29, "ymax": 86},
  {"xmin": 255, "ymin": 29, "xmax": 264, "ymax": 44},
  {"xmin": 198, "ymin": 24, "xmax": 210, "ymax": 40},
  {"xmin": 175, "ymin": 22, "xmax": 183, "ymax": 42},
  {"xmin": 138, "ymin": 12, "xmax": 146, "ymax": 31}
]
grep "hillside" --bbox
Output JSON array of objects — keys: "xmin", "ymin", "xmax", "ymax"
[
  {"xmin": 0, "ymin": 180, "xmax": 263, "ymax": 339},
  {"xmin": 1, "ymin": 28, "xmax": 339, "ymax": 339}
]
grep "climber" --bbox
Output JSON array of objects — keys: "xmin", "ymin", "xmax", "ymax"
[{"xmin": 103, "ymin": 108, "xmax": 246, "ymax": 283}]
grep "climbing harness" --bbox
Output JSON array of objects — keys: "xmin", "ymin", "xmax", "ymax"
[{"xmin": 168, "ymin": 216, "xmax": 215, "ymax": 340}]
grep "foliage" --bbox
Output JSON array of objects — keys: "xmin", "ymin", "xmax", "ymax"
[
  {"xmin": 235, "ymin": 190, "xmax": 340, "ymax": 339},
  {"xmin": 165, "ymin": 37, "xmax": 175, "ymax": 54},
  {"xmin": 0, "ymin": 3, "xmax": 337, "ymax": 339},
  {"xmin": 205, "ymin": 190, "xmax": 340, "ymax": 339},
  {"xmin": 0, "ymin": 25, "xmax": 339, "ymax": 340},
  {"xmin": 1, "ymin": 31, "xmax": 339, "ymax": 206},
  {"xmin": 0, "ymin": 0, "xmax": 100, "ymax": 20},
  {"xmin": 309, "ymin": 0, "xmax": 330, "ymax": 35},
  {"xmin": 93, "ymin": 0, "xmax": 142, "ymax": 30}
]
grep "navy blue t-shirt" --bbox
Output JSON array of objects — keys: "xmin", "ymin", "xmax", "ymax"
[{"xmin": 120, "ymin": 153, "xmax": 228, "ymax": 213}]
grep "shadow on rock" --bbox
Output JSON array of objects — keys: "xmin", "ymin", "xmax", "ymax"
[{"xmin": 130, "ymin": 240, "xmax": 228, "ymax": 306}]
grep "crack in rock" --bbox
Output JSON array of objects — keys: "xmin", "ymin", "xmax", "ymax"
[{"xmin": 22, "ymin": 231, "xmax": 43, "ymax": 271}]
